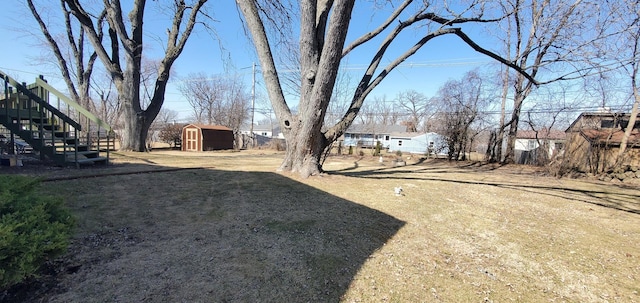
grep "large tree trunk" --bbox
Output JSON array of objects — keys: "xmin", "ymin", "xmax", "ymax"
[
  {"xmin": 503, "ymin": 100, "xmax": 522, "ymax": 163},
  {"xmin": 118, "ymin": 71, "xmax": 166, "ymax": 151},
  {"xmin": 116, "ymin": 53, "xmax": 146, "ymax": 151},
  {"xmin": 493, "ymin": 66, "xmax": 510, "ymax": 162},
  {"xmin": 616, "ymin": 86, "xmax": 639, "ymax": 160},
  {"xmin": 120, "ymin": 107, "xmax": 153, "ymax": 151},
  {"xmin": 278, "ymin": 118, "xmax": 327, "ymax": 177},
  {"xmin": 503, "ymin": 73, "xmax": 530, "ymax": 164},
  {"xmin": 236, "ymin": 0, "xmax": 353, "ymax": 177}
]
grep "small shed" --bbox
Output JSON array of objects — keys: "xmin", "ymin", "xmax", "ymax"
[{"xmin": 182, "ymin": 124, "xmax": 234, "ymax": 151}]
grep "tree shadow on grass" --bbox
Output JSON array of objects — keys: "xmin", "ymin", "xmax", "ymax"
[
  {"xmin": 328, "ymin": 158, "xmax": 507, "ymax": 177},
  {"xmin": 11, "ymin": 165, "xmax": 405, "ymax": 303},
  {"xmin": 330, "ymin": 162, "xmax": 640, "ymax": 215}
]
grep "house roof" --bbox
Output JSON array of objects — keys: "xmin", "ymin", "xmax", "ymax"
[
  {"xmin": 566, "ymin": 112, "xmax": 634, "ymax": 132},
  {"xmin": 253, "ymin": 124, "xmax": 281, "ymax": 132},
  {"xmin": 580, "ymin": 129, "xmax": 640, "ymax": 146},
  {"xmin": 389, "ymin": 132, "xmax": 423, "ymax": 139},
  {"xmin": 185, "ymin": 124, "xmax": 232, "ymax": 131},
  {"xmin": 240, "ymin": 124, "xmax": 282, "ymax": 133},
  {"xmin": 345, "ymin": 124, "xmax": 406, "ymax": 134},
  {"xmin": 389, "ymin": 132, "xmax": 445, "ymax": 139},
  {"xmin": 516, "ymin": 129, "xmax": 566, "ymax": 140}
]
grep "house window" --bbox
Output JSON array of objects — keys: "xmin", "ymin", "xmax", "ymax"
[
  {"xmin": 385, "ymin": 135, "xmax": 390, "ymax": 141},
  {"xmin": 398, "ymin": 140, "xmax": 403, "ymax": 146},
  {"xmin": 555, "ymin": 142, "xmax": 564, "ymax": 150},
  {"xmin": 601, "ymin": 119, "xmax": 615, "ymax": 128},
  {"xmin": 261, "ymin": 132, "xmax": 268, "ymax": 136},
  {"xmin": 621, "ymin": 120, "xmax": 640, "ymax": 129},
  {"xmin": 527, "ymin": 140, "xmax": 537, "ymax": 150}
]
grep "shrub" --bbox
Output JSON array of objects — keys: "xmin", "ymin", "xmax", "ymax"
[
  {"xmin": 264, "ymin": 139, "xmax": 286, "ymax": 151},
  {"xmin": 373, "ymin": 141, "xmax": 381, "ymax": 156},
  {"xmin": 0, "ymin": 175, "xmax": 75, "ymax": 289},
  {"xmin": 159, "ymin": 123, "xmax": 185, "ymax": 148}
]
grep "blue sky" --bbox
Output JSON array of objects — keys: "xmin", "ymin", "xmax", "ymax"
[{"xmin": 0, "ymin": 1, "xmax": 498, "ymax": 122}]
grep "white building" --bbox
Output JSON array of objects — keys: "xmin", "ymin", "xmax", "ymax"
[{"xmin": 388, "ymin": 132, "xmax": 448, "ymax": 155}]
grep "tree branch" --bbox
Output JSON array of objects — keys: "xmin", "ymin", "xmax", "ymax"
[
  {"xmin": 27, "ymin": 0, "xmax": 78, "ymax": 99},
  {"xmin": 235, "ymin": 0, "xmax": 291, "ymax": 127},
  {"xmin": 64, "ymin": 0, "xmax": 123, "ymax": 81},
  {"xmin": 452, "ymin": 28, "xmax": 538, "ymax": 85},
  {"xmin": 342, "ymin": 0, "xmax": 412, "ymax": 57}
]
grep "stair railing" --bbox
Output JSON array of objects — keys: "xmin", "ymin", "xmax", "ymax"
[
  {"xmin": 1, "ymin": 71, "xmax": 82, "ymax": 163},
  {"xmin": 33, "ymin": 76, "xmax": 114, "ymax": 158}
]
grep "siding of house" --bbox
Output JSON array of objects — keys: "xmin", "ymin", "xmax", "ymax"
[
  {"xmin": 344, "ymin": 133, "xmax": 391, "ymax": 148},
  {"xmin": 565, "ymin": 129, "xmax": 640, "ymax": 172},
  {"xmin": 388, "ymin": 132, "xmax": 447, "ymax": 155},
  {"xmin": 565, "ymin": 112, "xmax": 640, "ymax": 172},
  {"xmin": 343, "ymin": 124, "xmax": 405, "ymax": 148},
  {"xmin": 515, "ymin": 138, "xmax": 537, "ymax": 151},
  {"xmin": 241, "ymin": 125, "xmax": 285, "ymax": 139},
  {"xmin": 513, "ymin": 130, "xmax": 567, "ymax": 164}
]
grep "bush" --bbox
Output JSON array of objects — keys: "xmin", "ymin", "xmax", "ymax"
[
  {"xmin": 159, "ymin": 123, "xmax": 185, "ymax": 148},
  {"xmin": 264, "ymin": 139, "xmax": 286, "ymax": 151},
  {"xmin": 0, "ymin": 175, "xmax": 75, "ymax": 289},
  {"xmin": 373, "ymin": 141, "xmax": 381, "ymax": 156}
]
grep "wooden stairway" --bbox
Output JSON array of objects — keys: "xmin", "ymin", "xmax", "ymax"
[{"xmin": 1, "ymin": 71, "xmax": 113, "ymax": 167}]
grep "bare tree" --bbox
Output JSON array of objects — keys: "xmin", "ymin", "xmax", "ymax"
[
  {"xmin": 498, "ymin": 0, "xmax": 603, "ymax": 164},
  {"xmin": 159, "ymin": 122, "xmax": 185, "ymax": 148},
  {"xmin": 147, "ymin": 108, "xmax": 180, "ymax": 148},
  {"xmin": 487, "ymin": 66, "xmax": 511, "ymax": 162},
  {"xmin": 179, "ymin": 73, "xmax": 223, "ymax": 124},
  {"xmin": 91, "ymin": 69, "xmax": 120, "ymax": 129},
  {"xmin": 396, "ymin": 90, "xmax": 428, "ymax": 132},
  {"xmin": 26, "ymin": 0, "xmax": 103, "ymax": 113},
  {"xmin": 522, "ymin": 83, "xmax": 583, "ymax": 131},
  {"xmin": 520, "ymin": 84, "xmax": 580, "ymax": 166},
  {"xmin": 153, "ymin": 108, "xmax": 179, "ymax": 125},
  {"xmin": 609, "ymin": 0, "xmax": 640, "ymax": 161},
  {"xmin": 434, "ymin": 70, "xmax": 490, "ymax": 160},
  {"xmin": 178, "ymin": 73, "xmax": 251, "ymax": 133},
  {"xmin": 355, "ymin": 102, "xmax": 376, "ymax": 126},
  {"xmin": 60, "ymin": 0, "xmax": 209, "ymax": 151},
  {"xmin": 372, "ymin": 95, "xmax": 399, "ymax": 126},
  {"xmin": 236, "ymin": 0, "xmax": 534, "ymax": 177},
  {"xmin": 324, "ymin": 68, "xmax": 354, "ymax": 125}
]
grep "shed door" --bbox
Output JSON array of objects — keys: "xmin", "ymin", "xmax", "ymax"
[{"xmin": 185, "ymin": 128, "xmax": 199, "ymax": 151}]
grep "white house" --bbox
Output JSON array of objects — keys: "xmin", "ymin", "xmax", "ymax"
[
  {"xmin": 241, "ymin": 124, "xmax": 285, "ymax": 139},
  {"xmin": 388, "ymin": 132, "xmax": 448, "ymax": 155},
  {"xmin": 514, "ymin": 129, "xmax": 566, "ymax": 164},
  {"xmin": 342, "ymin": 124, "xmax": 406, "ymax": 148}
]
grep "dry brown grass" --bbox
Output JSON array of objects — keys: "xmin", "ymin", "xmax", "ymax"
[{"xmin": 4, "ymin": 150, "xmax": 639, "ymax": 302}]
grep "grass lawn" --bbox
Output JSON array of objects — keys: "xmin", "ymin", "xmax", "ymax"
[{"xmin": 3, "ymin": 150, "xmax": 639, "ymax": 302}]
